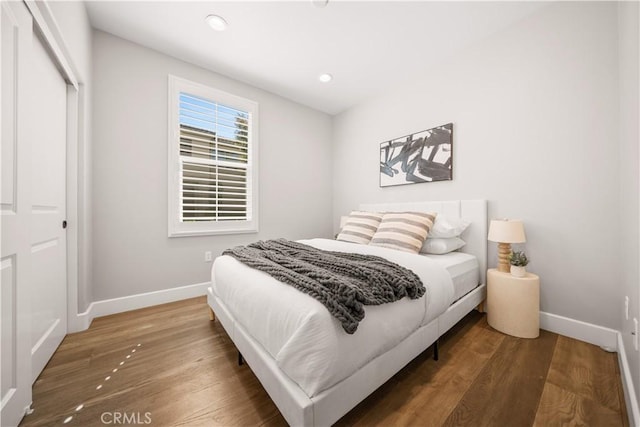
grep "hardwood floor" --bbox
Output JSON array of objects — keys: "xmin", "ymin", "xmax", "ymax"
[{"xmin": 20, "ymin": 297, "xmax": 628, "ymax": 427}]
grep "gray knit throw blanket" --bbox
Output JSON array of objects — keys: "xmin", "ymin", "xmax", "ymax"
[{"xmin": 222, "ymin": 239, "xmax": 426, "ymax": 334}]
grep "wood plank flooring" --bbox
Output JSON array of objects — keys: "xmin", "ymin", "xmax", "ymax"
[{"xmin": 20, "ymin": 297, "xmax": 628, "ymax": 427}]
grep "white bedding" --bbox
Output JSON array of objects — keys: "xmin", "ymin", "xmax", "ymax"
[
  {"xmin": 211, "ymin": 238, "xmax": 454, "ymax": 397},
  {"xmin": 424, "ymin": 251, "xmax": 480, "ymax": 302}
]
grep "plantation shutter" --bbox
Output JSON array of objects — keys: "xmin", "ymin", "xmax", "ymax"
[{"xmin": 178, "ymin": 93, "xmax": 251, "ymax": 222}]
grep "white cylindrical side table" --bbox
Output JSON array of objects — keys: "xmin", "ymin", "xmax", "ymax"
[{"xmin": 486, "ymin": 268, "xmax": 540, "ymax": 338}]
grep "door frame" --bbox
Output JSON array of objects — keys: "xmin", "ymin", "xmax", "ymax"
[{"xmin": 23, "ymin": 0, "xmax": 85, "ymax": 332}]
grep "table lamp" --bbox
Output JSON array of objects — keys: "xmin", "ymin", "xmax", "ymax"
[{"xmin": 488, "ymin": 219, "xmax": 526, "ymax": 272}]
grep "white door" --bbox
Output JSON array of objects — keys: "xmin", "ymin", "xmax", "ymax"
[
  {"xmin": 1, "ymin": 1, "xmax": 68, "ymax": 425},
  {"xmin": 1, "ymin": 2, "xmax": 35, "ymax": 425},
  {"xmin": 26, "ymin": 11, "xmax": 68, "ymax": 384}
]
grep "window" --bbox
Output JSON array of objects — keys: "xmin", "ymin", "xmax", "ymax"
[{"xmin": 168, "ymin": 75, "xmax": 258, "ymax": 236}]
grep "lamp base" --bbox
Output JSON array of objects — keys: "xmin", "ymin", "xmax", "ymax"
[{"xmin": 497, "ymin": 242, "xmax": 511, "ymax": 273}]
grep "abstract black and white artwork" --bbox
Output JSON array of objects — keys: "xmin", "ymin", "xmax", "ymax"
[{"xmin": 379, "ymin": 123, "xmax": 453, "ymax": 187}]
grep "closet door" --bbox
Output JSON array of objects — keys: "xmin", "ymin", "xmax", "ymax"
[
  {"xmin": 27, "ymin": 11, "xmax": 68, "ymax": 384},
  {"xmin": 1, "ymin": 1, "xmax": 68, "ymax": 425},
  {"xmin": 1, "ymin": 2, "xmax": 35, "ymax": 425}
]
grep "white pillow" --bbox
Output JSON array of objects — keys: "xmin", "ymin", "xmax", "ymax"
[
  {"xmin": 420, "ymin": 237, "xmax": 466, "ymax": 255},
  {"xmin": 429, "ymin": 215, "xmax": 470, "ymax": 238}
]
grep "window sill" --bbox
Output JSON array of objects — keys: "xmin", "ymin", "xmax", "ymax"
[{"xmin": 168, "ymin": 227, "xmax": 259, "ymax": 238}]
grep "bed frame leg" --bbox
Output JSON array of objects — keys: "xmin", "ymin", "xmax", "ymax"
[
  {"xmin": 208, "ymin": 307, "xmax": 215, "ymax": 321},
  {"xmin": 433, "ymin": 340, "xmax": 439, "ymax": 361},
  {"xmin": 476, "ymin": 301, "xmax": 485, "ymax": 313},
  {"xmin": 238, "ymin": 352, "xmax": 244, "ymax": 366}
]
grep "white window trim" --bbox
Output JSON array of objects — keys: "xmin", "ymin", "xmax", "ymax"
[{"xmin": 167, "ymin": 75, "xmax": 259, "ymax": 237}]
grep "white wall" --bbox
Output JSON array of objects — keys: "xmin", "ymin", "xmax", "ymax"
[
  {"xmin": 45, "ymin": 1, "xmax": 91, "ymax": 81},
  {"xmin": 618, "ymin": 0, "xmax": 640, "ymax": 409},
  {"xmin": 44, "ymin": 1, "xmax": 93, "ymax": 312},
  {"xmin": 333, "ymin": 2, "xmax": 621, "ymax": 329},
  {"xmin": 91, "ymin": 31, "xmax": 333, "ymax": 301}
]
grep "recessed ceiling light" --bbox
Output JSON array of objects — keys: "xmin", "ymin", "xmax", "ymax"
[
  {"xmin": 312, "ymin": 0, "xmax": 329, "ymax": 8},
  {"xmin": 206, "ymin": 15, "xmax": 228, "ymax": 32},
  {"xmin": 318, "ymin": 73, "xmax": 333, "ymax": 83}
]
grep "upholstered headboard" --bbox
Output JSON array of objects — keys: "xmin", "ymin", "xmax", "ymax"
[{"xmin": 358, "ymin": 200, "xmax": 488, "ymax": 285}]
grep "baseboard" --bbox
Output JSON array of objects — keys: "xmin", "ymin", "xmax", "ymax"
[
  {"xmin": 617, "ymin": 333, "xmax": 640, "ymax": 426},
  {"xmin": 539, "ymin": 311, "xmax": 618, "ymax": 350},
  {"xmin": 72, "ymin": 282, "xmax": 210, "ymax": 331}
]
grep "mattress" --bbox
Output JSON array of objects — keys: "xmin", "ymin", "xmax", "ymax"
[
  {"xmin": 423, "ymin": 251, "xmax": 480, "ymax": 302},
  {"xmin": 211, "ymin": 238, "xmax": 454, "ymax": 398}
]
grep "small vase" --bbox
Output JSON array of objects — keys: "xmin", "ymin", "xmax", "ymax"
[{"xmin": 511, "ymin": 265, "xmax": 526, "ymax": 277}]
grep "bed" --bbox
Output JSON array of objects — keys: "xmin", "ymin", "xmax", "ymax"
[{"xmin": 207, "ymin": 199, "xmax": 487, "ymax": 426}]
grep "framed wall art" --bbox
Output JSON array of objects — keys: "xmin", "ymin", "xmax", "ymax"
[{"xmin": 379, "ymin": 123, "xmax": 453, "ymax": 187}]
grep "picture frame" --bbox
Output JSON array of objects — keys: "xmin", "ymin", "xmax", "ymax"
[{"xmin": 379, "ymin": 123, "xmax": 453, "ymax": 187}]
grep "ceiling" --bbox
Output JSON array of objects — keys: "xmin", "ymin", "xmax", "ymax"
[{"xmin": 86, "ymin": 1, "xmax": 548, "ymax": 115}]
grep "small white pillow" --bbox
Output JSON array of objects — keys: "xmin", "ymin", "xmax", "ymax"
[
  {"xmin": 420, "ymin": 237, "xmax": 466, "ymax": 255},
  {"xmin": 429, "ymin": 215, "xmax": 470, "ymax": 238}
]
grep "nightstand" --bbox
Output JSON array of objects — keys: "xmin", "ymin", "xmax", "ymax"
[{"xmin": 486, "ymin": 268, "xmax": 540, "ymax": 338}]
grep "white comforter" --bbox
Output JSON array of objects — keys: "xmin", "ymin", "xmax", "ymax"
[{"xmin": 211, "ymin": 238, "xmax": 454, "ymax": 397}]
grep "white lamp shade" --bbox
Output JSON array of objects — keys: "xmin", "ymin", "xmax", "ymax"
[{"xmin": 488, "ymin": 219, "xmax": 526, "ymax": 243}]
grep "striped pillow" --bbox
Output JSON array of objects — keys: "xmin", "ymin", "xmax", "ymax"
[
  {"xmin": 336, "ymin": 211, "xmax": 385, "ymax": 244},
  {"xmin": 370, "ymin": 212, "xmax": 437, "ymax": 254}
]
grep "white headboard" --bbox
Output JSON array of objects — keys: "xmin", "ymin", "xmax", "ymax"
[{"xmin": 358, "ymin": 200, "xmax": 488, "ymax": 285}]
